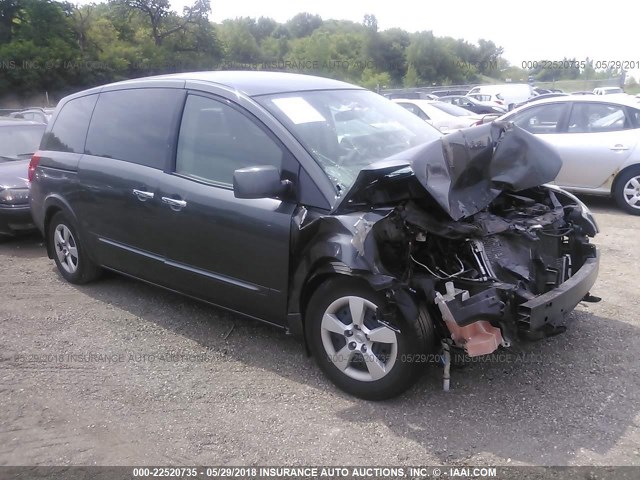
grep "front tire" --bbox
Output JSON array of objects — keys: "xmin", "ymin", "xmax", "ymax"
[
  {"xmin": 49, "ymin": 212, "xmax": 101, "ymax": 284},
  {"xmin": 614, "ymin": 167, "xmax": 640, "ymax": 215},
  {"xmin": 305, "ymin": 277, "xmax": 426, "ymax": 400}
]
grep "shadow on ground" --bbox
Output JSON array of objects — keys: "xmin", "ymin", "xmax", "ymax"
[{"xmin": 73, "ymin": 271, "xmax": 640, "ymax": 465}]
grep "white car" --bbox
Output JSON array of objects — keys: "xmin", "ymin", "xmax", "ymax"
[
  {"xmin": 468, "ymin": 84, "xmax": 536, "ymax": 111},
  {"xmin": 467, "ymin": 92, "xmax": 507, "ymax": 110},
  {"xmin": 593, "ymin": 87, "xmax": 624, "ymax": 95},
  {"xmin": 392, "ymin": 99, "xmax": 491, "ymax": 133},
  {"xmin": 499, "ymin": 95, "xmax": 640, "ymax": 214}
]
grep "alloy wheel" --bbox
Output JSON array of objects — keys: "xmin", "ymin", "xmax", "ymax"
[
  {"xmin": 54, "ymin": 224, "xmax": 79, "ymax": 274},
  {"xmin": 622, "ymin": 175, "xmax": 640, "ymax": 210},
  {"xmin": 320, "ymin": 295, "xmax": 398, "ymax": 382}
]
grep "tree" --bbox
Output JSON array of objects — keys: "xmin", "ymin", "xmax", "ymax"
[
  {"xmin": 0, "ymin": 0, "xmax": 23, "ymax": 42},
  {"xmin": 114, "ymin": 0, "xmax": 210, "ymax": 46},
  {"xmin": 285, "ymin": 12, "xmax": 322, "ymax": 38},
  {"xmin": 219, "ymin": 18, "xmax": 261, "ymax": 64}
]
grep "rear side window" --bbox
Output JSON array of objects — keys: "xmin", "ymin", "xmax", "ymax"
[
  {"xmin": 85, "ymin": 89, "xmax": 183, "ymax": 169},
  {"xmin": 42, "ymin": 95, "xmax": 98, "ymax": 153},
  {"xmin": 568, "ymin": 103, "xmax": 628, "ymax": 133}
]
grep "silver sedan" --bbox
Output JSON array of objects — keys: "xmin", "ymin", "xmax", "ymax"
[{"xmin": 498, "ymin": 95, "xmax": 640, "ymax": 214}]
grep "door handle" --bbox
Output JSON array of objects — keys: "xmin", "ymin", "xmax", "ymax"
[
  {"xmin": 610, "ymin": 144, "xmax": 630, "ymax": 151},
  {"xmin": 161, "ymin": 196, "xmax": 187, "ymax": 210},
  {"xmin": 133, "ymin": 189, "xmax": 154, "ymax": 201}
]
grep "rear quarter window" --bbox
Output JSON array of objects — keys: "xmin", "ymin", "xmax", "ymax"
[
  {"xmin": 85, "ymin": 88, "xmax": 184, "ymax": 169},
  {"xmin": 41, "ymin": 95, "xmax": 98, "ymax": 153}
]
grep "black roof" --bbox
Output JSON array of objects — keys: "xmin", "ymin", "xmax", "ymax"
[{"xmin": 112, "ymin": 71, "xmax": 362, "ymax": 97}]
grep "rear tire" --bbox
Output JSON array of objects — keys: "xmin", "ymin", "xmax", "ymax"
[
  {"xmin": 49, "ymin": 212, "xmax": 101, "ymax": 284},
  {"xmin": 305, "ymin": 277, "xmax": 428, "ymax": 400},
  {"xmin": 613, "ymin": 167, "xmax": 640, "ymax": 215}
]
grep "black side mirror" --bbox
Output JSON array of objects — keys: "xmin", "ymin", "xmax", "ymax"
[{"xmin": 233, "ymin": 165, "xmax": 290, "ymax": 199}]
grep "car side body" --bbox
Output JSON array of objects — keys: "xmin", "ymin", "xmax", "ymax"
[
  {"xmin": 30, "ymin": 72, "xmax": 600, "ymax": 399},
  {"xmin": 498, "ymin": 95, "xmax": 640, "ymax": 214}
]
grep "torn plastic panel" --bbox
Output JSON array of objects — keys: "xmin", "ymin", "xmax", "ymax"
[{"xmin": 333, "ymin": 123, "xmax": 563, "ymax": 221}]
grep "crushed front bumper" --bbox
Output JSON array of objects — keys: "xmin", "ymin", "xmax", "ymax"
[
  {"xmin": 518, "ymin": 247, "xmax": 599, "ymax": 332},
  {"xmin": 434, "ymin": 246, "xmax": 600, "ymax": 351}
]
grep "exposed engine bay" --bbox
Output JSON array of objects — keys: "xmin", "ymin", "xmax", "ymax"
[{"xmin": 371, "ymin": 185, "xmax": 598, "ymax": 356}]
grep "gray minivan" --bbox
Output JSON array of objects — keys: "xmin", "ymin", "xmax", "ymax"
[{"xmin": 29, "ymin": 72, "xmax": 599, "ymax": 399}]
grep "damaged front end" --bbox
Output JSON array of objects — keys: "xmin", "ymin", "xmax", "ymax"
[
  {"xmin": 390, "ymin": 187, "xmax": 599, "ymax": 355},
  {"xmin": 299, "ymin": 123, "xmax": 599, "ymax": 359}
]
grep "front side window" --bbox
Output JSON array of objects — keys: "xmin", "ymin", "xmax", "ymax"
[
  {"xmin": 259, "ymin": 90, "xmax": 440, "ymax": 191},
  {"xmin": 511, "ymin": 103, "xmax": 567, "ymax": 134},
  {"xmin": 176, "ymin": 95, "xmax": 284, "ymax": 186},
  {"xmin": 568, "ymin": 103, "xmax": 628, "ymax": 133},
  {"xmin": 85, "ymin": 89, "xmax": 183, "ymax": 168},
  {"xmin": 42, "ymin": 95, "xmax": 98, "ymax": 153}
]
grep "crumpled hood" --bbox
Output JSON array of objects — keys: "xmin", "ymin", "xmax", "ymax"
[
  {"xmin": 0, "ymin": 159, "xmax": 30, "ymax": 189},
  {"xmin": 334, "ymin": 123, "xmax": 563, "ymax": 220}
]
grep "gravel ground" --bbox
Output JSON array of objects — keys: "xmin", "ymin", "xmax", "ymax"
[{"xmin": 0, "ymin": 196, "xmax": 639, "ymax": 467}]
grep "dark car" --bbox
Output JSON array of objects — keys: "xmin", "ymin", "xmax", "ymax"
[
  {"xmin": 431, "ymin": 89, "xmax": 471, "ymax": 97},
  {"xmin": 438, "ymin": 95, "xmax": 507, "ymax": 114},
  {"xmin": 513, "ymin": 92, "xmax": 570, "ymax": 109},
  {"xmin": 29, "ymin": 72, "xmax": 600, "ymax": 400},
  {"xmin": 0, "ymin": 118, "xmax": 46, "ymax": 238},
  {"xmin": 384, "ymin": 91, "xmax": 438, "ymax": 100}
]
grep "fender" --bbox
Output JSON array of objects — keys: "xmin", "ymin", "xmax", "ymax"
[
  {"xmin": 41, "ymin": 194, "xmax": 82, "ymax": 259},
  {"xmin": 286, "ymin": 207, "xmax": 399, "ymax": 337}
]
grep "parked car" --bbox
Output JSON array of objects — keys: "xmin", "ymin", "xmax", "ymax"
[
  {"xmin": 571, "ymin": 91, "xmax": 595, "ymax": 96},
  {"xmin": 430, "ymin": 89, "xmax": 471, "ymax": 97},
  {"xmin": 392, "ymin": 99, "xmax": 495, "ymax": 132},
  {"xmin": 498, "ymin": 95, "xmax": 640, "ymax": 214},
  {"xmin": 467, "ymin": 92, "xmax": 506, "ymax": 109},
  {"xmin": 438, "ymin": 95, "xmax": 507, "ymax": 114},
  {"xmin": 467, "ymin": 84, "xmax": 536, "ymax": 110},
  {"xmin": 384, "ymin": 92, "xmax": 438, "ymax": 100},
  {"xmin": 0, "ymin": 118, "xmax": 46, "ymax": 238},
  {"xmin": 8, "ymin": 107, "xmax": 54, "ymax": 124},
  {"xmin": 593, "ymin": 87, "xmax": 624, "ymax": 95},
  {"xmin": 30, "ymin": 72, "xmax": 599, "ymax": 399},
  {"xmin": 513, "ymin": 92, "xmax": 569, "ymax": 108}
]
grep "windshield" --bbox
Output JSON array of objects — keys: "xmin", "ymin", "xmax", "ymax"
[
  {"xmin": 258, "ymin": 89, "xmax": 441, "ymax": 192},
  {"xmin": 0, "ymin": 124, "xmax": 45, "ymax": 161},
  {"xmin": 431, "ymin": 102, "xmax": 474, "ymax": 117}
]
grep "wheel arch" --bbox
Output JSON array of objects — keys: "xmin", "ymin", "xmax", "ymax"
[
  {"xmin": 611, "ymin": 163, "xmax": 640, "ymax": 197},
  {"xmin": 42, "ymin": 196, "xmax": 79, "ymax": 259}
]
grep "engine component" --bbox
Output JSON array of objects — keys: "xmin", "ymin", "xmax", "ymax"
[{"xmin": 435, "ymin": 282, "xmax": 505, "ymax": 357}]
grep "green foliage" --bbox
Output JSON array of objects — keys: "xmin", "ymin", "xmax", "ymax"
[{"xmin": 0, "ymin": 1, "xmax": 625, "ymax": 104}]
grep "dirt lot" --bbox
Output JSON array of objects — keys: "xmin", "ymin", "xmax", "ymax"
[{"xmin": 1, "ymin": 196, "xmax": 639, "ymax": 467}]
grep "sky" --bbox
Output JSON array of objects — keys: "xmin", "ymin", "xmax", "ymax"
[{"xmin": 77, "ymin": 0, "xmax": 640, "ymax": 78}]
